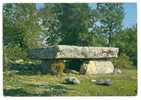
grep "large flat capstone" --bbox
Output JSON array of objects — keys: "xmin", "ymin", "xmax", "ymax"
[{"xmin": 28, "ymin": 45, "xmax": 119, "ymax": 60}]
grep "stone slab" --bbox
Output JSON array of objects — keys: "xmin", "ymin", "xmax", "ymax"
[{"xmin": 28, "ymin": 45, "xmax": 119, "ymax": 60}]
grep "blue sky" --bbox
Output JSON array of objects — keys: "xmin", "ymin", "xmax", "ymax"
[
  {"xmin": 36, "ymin": 3, "xmax": 137, "ymax": 28},
  {"xmin": 123, "ymin": 3, "xmax": 137, "ymax": 28}
]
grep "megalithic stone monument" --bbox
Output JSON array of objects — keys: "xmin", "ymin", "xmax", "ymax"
[{"xmin": 28, "ymin": 45, "xmax": 119, "ymax": 74}]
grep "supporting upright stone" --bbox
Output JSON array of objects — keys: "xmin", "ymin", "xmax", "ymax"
[
  {"xmin": 80, "ymin": 60, "xmax": 114, "ymax": 74},
  {"xmin": 41, "ymin": 60, "xmax": 65, "ymax": 75}
]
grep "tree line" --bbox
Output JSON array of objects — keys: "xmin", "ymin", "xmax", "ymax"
[{"xmin": 3, "ymin": 3, "xmax": 137, "ymax": 70}]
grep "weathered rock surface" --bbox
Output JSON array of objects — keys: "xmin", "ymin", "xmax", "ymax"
[
  {"xmin": 28, "ymin": 45, "xmax": 119, "ymax": 59},
  {"xmin": 64, "ymin": 77, "xmax": 80, "ymax": 84},
  {"xmin": 92, "ymin": 79, "xmax": 112, "ymax": 86},
  {"xmin": 80, "ymin": 60, "xmax": 114, "ymax": 74}
]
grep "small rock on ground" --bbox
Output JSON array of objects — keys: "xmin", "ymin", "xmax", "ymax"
[
  {"xmin": 91, "ymin": 79, "xmax": 112, "ymax": 86},
  {"xmin": 64, "ymin": 77, "xmax": 80, "ymax": 84}
]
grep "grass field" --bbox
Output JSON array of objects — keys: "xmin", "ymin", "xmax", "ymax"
[{"xmin": 3, "ymin": 69, "xmax": 137, "ymax": 96}]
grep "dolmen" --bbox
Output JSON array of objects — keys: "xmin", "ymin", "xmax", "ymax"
[{"xmin": 28, "ymin": 45, "xmax": 119, "ymax": 75}]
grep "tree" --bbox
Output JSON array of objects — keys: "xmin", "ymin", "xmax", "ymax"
[
  {"xmin": 3, "ymin": 3, "xmax": 24, "ymax": 47},
  {"xmin": 43, "ymin": 4, "xmax": 97, "ymax": 70},
  {"xmin": 38, "ymin": 4, "xmax": 62, "ymax": 46},
  {"xmin": 3, "ymin": 3, "xmax": 42, "ymax": 48},
  {"xmin": 3, "ymin": 3, "xmax": 43, "ymax": 68},
  {"xmin": 113, "ymin": 25, "xmax": 137, "ymax": 66},
  {"xmin": 96, "ymin": 3, "xmax": 124, "ymax": 46},
  {"xmin": 44, "ymin": 4, "xmax": 92, "ymax": 46}
]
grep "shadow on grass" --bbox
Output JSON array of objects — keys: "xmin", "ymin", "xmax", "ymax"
[
  {"xmin": 3, "ymin": 88, "xmax": 35, "ymax": 96},
  {"xmin": 8, "ymin": 63, "xmax": 42, "ymax": 75},
  {"xmin": 4, "ymin": 84, "xmax": 74, "ymax": 96}
]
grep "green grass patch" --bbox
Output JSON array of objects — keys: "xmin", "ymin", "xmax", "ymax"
[{"xmin": 3, "ymin": 69, "xmax": 137, "ymax": 96}]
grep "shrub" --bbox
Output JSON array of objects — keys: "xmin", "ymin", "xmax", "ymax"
[
  {"xmin": 112, "ymin": 53, "xmax": 134, "ymax": 69},
  {"xmin": 4, "ymin": 47, "xmax": 27, "ymax": 62},
  {"xmin": 3, "ymin": 47, "xmax": 28, "ymax": 71}
]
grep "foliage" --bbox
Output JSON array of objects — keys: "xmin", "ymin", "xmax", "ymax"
[
  {"xmin": 45, "ymin": 4, "xmax": 93, "ymax": 45},
  {"xmin": 113, "ymin": 53, "xmax": 134, "ymax": 69},
  {"xmin": 38, "ymin": 5, "xmax": 62, "ymax": 46},
  {"xmin": 96, "ymin": 3, "xmax": 124, "ymax": 46},
  {"xmin": 113, "ymin": 25, "xmax": 137, "ymax": 66},
  {"xmin": 3, "ymin": 3, "xmax": 137, "ymax": 70},
  {"xmin": 3, "ymin": 3, "xmax": 42, "ymax": 48},
  {"xmin": 4, "ymin": 47, "xmax": 27, "ymax": 63},
  {"xmin": 78, "ymin": 33, "xmax": 95, "ymax": 46},
  {"xmin": 3, "ymin": 46, "xmax": 29, "ymax": 71}
]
